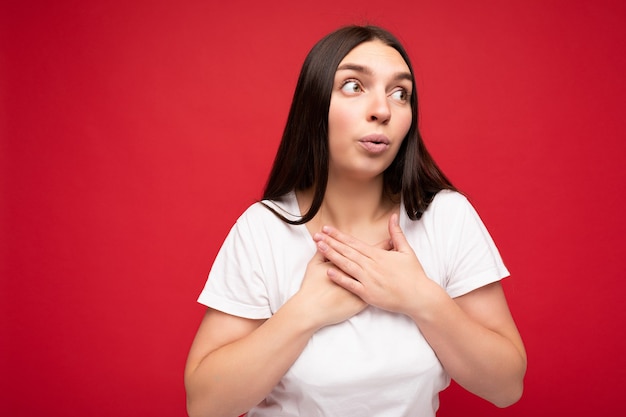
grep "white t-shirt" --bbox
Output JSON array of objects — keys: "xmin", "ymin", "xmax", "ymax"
[{"xmin": 198, "ymin": 190, "xmax": 510, "ymax": 417}]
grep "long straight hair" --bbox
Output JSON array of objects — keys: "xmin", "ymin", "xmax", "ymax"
[{"xmin": 262, "ymin": 25, "xmax": 456, "ymax": 223}]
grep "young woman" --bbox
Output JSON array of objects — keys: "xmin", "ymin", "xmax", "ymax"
[{"xmin": 185, "ymin": 25, "xmax": 526, "ymax": 417}]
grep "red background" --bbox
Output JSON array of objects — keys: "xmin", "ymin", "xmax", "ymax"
[{"xmin": 2, "ymin": 1, "xmax": 625, "ymax": 416}]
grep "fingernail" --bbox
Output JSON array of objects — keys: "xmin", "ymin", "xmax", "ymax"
[{"xmin": 317, "ymin": 241, "xmax": 328, "ymax": 252}]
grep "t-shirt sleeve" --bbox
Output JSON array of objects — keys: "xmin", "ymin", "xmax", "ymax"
[
  {"xmin": 197, "ymin": 210, "xmax": 273, "ymax": 319},
  {"xmin": 440, "ymin": 193, "xmax": 510, "ymax": 298}
]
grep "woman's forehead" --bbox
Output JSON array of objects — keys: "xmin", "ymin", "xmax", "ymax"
[{"xmin": 337, "ymin": 41, "xmax": 410, "ymax": 74}]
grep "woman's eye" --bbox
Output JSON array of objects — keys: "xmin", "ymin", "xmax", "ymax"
[
  {"xmin": 391, "ymin": 89, "xmax": 409, "ymax": 102},
  {"xmin": 340, "ymin": 80, "xmax": 363, "ymax": 94}
]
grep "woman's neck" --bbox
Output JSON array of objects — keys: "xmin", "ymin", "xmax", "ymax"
[{"xmin": 297, "ymin": 177, "xmax": 399, "ymax": 242}]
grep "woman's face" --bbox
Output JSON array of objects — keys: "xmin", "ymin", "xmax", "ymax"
[{"xmin": 327, "ymin": 40, "xmax": 413, "ymax": 183}]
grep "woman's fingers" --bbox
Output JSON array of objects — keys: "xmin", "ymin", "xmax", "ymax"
[
  {"xmin": 316, "ymin": 226, "xmax": 376, "ymax": 257},
  {"xmin": 327, "ymin": 267, "xmax": 365, "ymax": 296},
  {"xmin": 313, "ymin": 226, "xmax": 392, "ymax": 284},
  {"xmin": 315, "ymin": 234, "xmax": 363, "ymax": 278}
]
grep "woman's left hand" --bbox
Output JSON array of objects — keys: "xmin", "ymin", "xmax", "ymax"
[{"xmin": 313, "ymin": 213, "xmax": 429, "ymax": 315}]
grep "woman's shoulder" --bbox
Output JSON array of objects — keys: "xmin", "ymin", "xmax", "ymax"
[
  {"xmin": 401, "ymin": 190, "xmax": 480, "ymax": 235},
  {"xmin": 426, "ymin": 189, "xmax": 473, "ymax": 216},
  {"xmin": 235, "ymin": 191, "xmax": 300, "ymax": 227}
]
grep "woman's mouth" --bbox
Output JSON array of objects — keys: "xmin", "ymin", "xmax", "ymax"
[{"xmin": 358, "ymin": 134, "xmax": 390, "ymax": 154}]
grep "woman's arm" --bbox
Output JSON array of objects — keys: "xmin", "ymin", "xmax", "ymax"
[
  {"xmin": 184, "ymin": 250, "xmax": 367, "ymax": 417},
  {"xmin": 413, "ymin": 280, "xmax": 526, "ymax": 407},
  {"xmin": 184, "ymin": 303, "xmax": 315, "ymax": 417},
  {"xmin": 314, "ymin": 214, "xmax": 526, "ymax": 407}
]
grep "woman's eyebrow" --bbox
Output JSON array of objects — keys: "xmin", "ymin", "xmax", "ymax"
[
  {"xmin": 336, "ymin": 63, "xmax": 412, "ymax": 82},
  {"xmin": 337, "ymin": 63, "xmax": 373, "ymax": 75}
]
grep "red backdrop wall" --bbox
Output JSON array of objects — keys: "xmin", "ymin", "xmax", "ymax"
[{"xmin": 2, "ymin": 1, "xmax": 625, "ymax": 415}]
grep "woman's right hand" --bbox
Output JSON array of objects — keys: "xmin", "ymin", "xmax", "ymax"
[{"xmin": 292, "ymin": 250, "xmax": 368, "ymax": 329}]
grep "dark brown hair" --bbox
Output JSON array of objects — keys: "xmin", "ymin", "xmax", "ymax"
[{"xmin": 262, "ymin": 25, "xmax": 455, "ymax": 223}]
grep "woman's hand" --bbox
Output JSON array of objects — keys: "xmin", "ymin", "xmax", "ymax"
[
  {"xmin": 312, "ymin": 213, "xmax": 429, "ymax": 315},
  {"xmin": 293, "ymin": 250, "xmax": 368, "ymax": 329}
]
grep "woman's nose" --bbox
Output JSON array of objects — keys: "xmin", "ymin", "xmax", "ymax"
[{"xmin": 368, "ymin": 92, "xmax": 391, "ymax": 124}]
